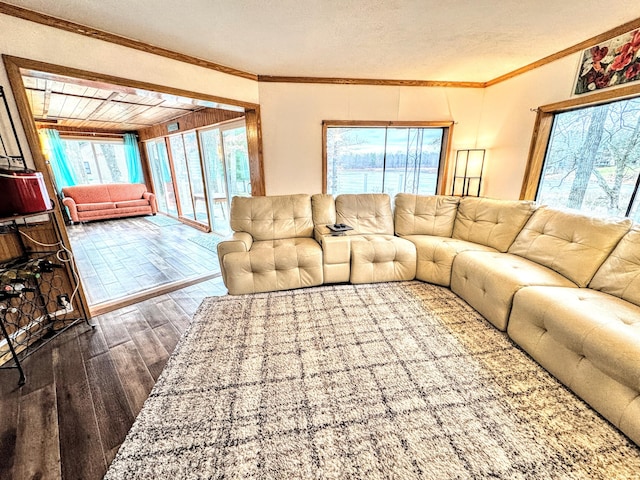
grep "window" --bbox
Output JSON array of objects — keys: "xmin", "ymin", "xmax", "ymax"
[
  {"xmin": 323, "ymin": 122, "xmax": 452, "ymax": 196},
  {"xmin": 523, "ymin": 86, "xmax": 640, "ymax": 222},
  {"xmin": 61, "ymin": 137, "xmax": 128, "ymax": 185}
]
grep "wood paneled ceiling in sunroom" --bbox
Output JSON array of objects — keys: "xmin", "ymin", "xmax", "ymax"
[{"xmin": 21, "ymin": 70, "xmax": 241, "ymax": 132}]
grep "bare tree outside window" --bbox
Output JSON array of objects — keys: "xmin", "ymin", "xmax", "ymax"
[{"xmin": 537, "ymin": 97, "xmax": 640, "ymax": 219}]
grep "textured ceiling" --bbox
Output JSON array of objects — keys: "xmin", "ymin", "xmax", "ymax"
[{"xmin": 3, "ymin": 0, "xmax": 640, "ymax": 82}]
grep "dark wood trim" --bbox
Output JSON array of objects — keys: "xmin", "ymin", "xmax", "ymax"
[
  {"xmin": 486, "ymin": 17, "xmax": 640, "ymax": 87},
  {"xmin": 322, "ymin": 120, "xmax": 455, "ymax": 128},
  {"xmin": 137, "ymin": 108, "xmax": 244, "ymax": 141},
  {"xmin": 519, "ymin": 111, "xmax": 554, "ymax": 200},
  {"xmin": 321, "ymin": 120, "xmax": 455, "ymax": 195},
  {"xmin": 539, "ymin": 82, "xmax": 640, "ymax": 113},
  {"xmin": 88, "ymin": 273, "xmax": 221, "ymax": 317},
  {"xmin": 36, "ymin": 124, "xmax": 129, "ymax": 136},
  {"xmin": 3, "ymin": 55, "xmax": 258, "ymax": 110},
  {"xmin": 245, "ymin": 107, "xmax": 265, "ymax": 196},
  {"xmin": 0, "ymin": 3, "xmax": 639, "ymax": 89},
  {"xmin": 2, "ymin": 55, "xmax": 91, "ymax": 320},
  {"xmin": 259, "ymin": 75, "xmax": 485, "ymax": 88},
  {"xmin": 0, "ymin": 2, "xmax": 257, "ymax": 81},
  {"xmin": 438, "ymin": 123, "xmax": 455, "ymax": 195}
]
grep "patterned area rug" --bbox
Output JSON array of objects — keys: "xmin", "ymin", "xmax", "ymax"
[
  {"xmin": 187, "ymin": 233, "xmax": 223, "ymax": 253},
  {"xmin": 105, "ymin": 282, "xmax": 640, "ymax": 479},
  {"xmin": 143, "ymin": 214, "xmax": 181, "ymax": 227}
]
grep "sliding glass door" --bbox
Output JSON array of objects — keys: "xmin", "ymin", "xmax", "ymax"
[
  {"xmin": 199, "ymin": 120, "xmax": 251, "ymax": 235},
  {"xmin": 146, "ymin": 119, "xmax": 251, "ymax": 234},
  {"xmin": 146, "ymin": 139, "xmax": 178, "ymax": 216}
]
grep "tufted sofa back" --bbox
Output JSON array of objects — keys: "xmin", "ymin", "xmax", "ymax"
[
  {"xmin": 590, "ymin": 225, "xmax": 640, "ymax": 307},
  {"xmin": 335, "ymin": 194, "xmax": 394, "ymax": 235},
  {"xmin": 230, "ymin": 194, "xmax": 314, "ymax": 241},
  {"xmin": 394, "ymin": 194, "xmax": 459, "ymax": 237},
  {"xmin": 508, "ymin": 207, "xmax": 632, "ymax": 287},
  {"xmin": 452, "ymin": 197, "xmax": 537, "ymax": 252}
]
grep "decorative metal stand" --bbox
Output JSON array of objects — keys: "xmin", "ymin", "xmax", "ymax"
[{"xmin": 0, "ymin": 250, "xmax": 91, "ymax": 385}]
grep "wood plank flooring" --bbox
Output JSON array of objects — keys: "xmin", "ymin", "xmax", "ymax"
[
  {"xmin": 67, "ymin": 215, "xmax": 222, "ymax": 306},
  {"xmin": 0, "ymin": 276, "xmax": 227, "ymax": 480}
]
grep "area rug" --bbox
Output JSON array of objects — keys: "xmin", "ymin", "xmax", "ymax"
[
  {"xmin": 188, "ymin": 233, "xmax": 223, "ymax": 253},
  {"xmin": 104, "ymin": 282, "xmax": 640, "ymax": 479},
  {"xmin": 143, "ymin": 214, "xmax": 181, "ymax": 227}
]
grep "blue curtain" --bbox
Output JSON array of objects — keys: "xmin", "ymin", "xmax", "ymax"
[
  {"xmin": 124, "ymin": 133, "xmax": 143, "ymax": 183},
  {"xmin": 40, "ymin": 129, "xmax": 76, "ymax": 193}
]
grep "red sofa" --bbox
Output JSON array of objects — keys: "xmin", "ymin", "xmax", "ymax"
[{"xmin": 61, "ymin": 183, "xmax": 157, "ymax": 223}]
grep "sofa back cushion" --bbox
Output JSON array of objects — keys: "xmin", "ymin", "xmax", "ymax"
[
  {"xmin": 62, "ymin": 184, "xmax": 112, "ymax": 204},
  {"xmin": 107, "ymin": 183, "xmax": 147, "ymax": 202},
  {"xmin": 335, "ymin": 194, "xmax": 394, "ymax": 235},
  {"xmin": 311, "ymin": 194, "xmax": 337, "ymax": 226},
  {"xmin": 394, "ymin": 194, "xmax": 459, "ymax": 237},
  {"xmin": 452, "ymin": 197, "xmax": 536, "ymax": 252},
  {"xmin": 508, "ymin": 207, "xmax": 632, "ymax": 287},
  {"xmin": 230, "ymin": 194, "xmax": 314, "ymax": 241},
  {"xmin": 590, "ymin": 226, "xmax": 640, "ymax": 306}
]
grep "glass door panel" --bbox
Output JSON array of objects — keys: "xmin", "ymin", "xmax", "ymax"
[
  {"xmin": 199, "ymin": 128, "xmax": 229, "ymax": 234},
  {"xmin": 146, "ymin": 140, "xmax": 177, "ymax": 216},
  {"xmin": 168, "ymin": 135, "xmax": 195, "ymax": 221},
  {"xmin": 183, "ymin": 132, "xmax": 208, "ymax": 225},
  {"xmin": 222, "ymin": 124, "xmax": 251, "ymax": 197}
]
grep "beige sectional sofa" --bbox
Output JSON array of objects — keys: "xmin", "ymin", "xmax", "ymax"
[{"xmin": 217, "ymin": 192, "xmax": 640, "ymax": 446}]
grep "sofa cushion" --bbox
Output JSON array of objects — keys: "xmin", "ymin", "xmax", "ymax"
[
  {"xmin": 115, "ymin": 199, "xmax": 150, "ymax": 208},
  {"xmin": 394, "ymin": 194, "xmax": 459, "ymax": 237},
  {"xmin": 508, "ymin": 286, "xmax": 640, "ymax": 445},
  {"xmin": 590, "ymin": 226, "xmax": 640, "ymax": 307},
  {"xmin": 230, "ymin": 194, "xmax": 314, "ymax": 241},
  {"xmin": 76, "ymin": 201, "xmax": 116, "ymax": 212},
  {"xmin": 350, "ymin": 235, "xmax": 417, "ymax": 283},
  {"xmin": 335, "ymin": 194, "xmax": 394, "ymax": 235},
  {"xmin": 404, "ymin": 236, "xmax": 497, "ymax": 286},
  {"xmin": 452, "ymin": 197, "xmax": 536, "ymax": 252},
  {"xmin": 222, "ymin": 238, "xmax": 323, "ymax": 294},
  {"xmin": 451, "ymin": 251, "xmax": 576, "ymax": 331},
  {"xmin": 508, "ymin": 208, "xmax": 632, "ymax": 287},
  {"xmin": 62, "ymin": 184, "xmax": 112, "ymax": 204},
  {"xmin": 107, "ymin": 183, "xmax": 147, "ymax": 202}
]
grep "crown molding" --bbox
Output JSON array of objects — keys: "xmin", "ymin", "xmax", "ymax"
[
  {"xmin": 0, "ymin": 2, "xmax": 639, "ymax": 90},
  {"xmin": 0, "ymin": 2, "xmax": 258, "ymax": 81}
]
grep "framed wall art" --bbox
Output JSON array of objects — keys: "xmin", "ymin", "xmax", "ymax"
[{"xmin": 574, "ymin": 29, "xmax": 640, "ymax": 95}]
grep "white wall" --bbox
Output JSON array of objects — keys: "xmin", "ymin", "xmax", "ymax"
[
  {"xmin": 259, "ymin": 51, "xmax": 588, "ymax": 198},
  {"xmin": 0, "ymin": 13, "xmax": 259, "ymax": 167},
  {"xmin": 259, "ymin": 82, "xmax": 486, "ymax": 195},
  {"xmin": 0, "ymin": 12, "xmax": 601, "ymax": 200},
  {"xmin": 478, "ymin": 55, "xmax": 582, "ymax": 199}
]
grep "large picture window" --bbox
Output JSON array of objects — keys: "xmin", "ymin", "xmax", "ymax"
[
  {"xmin": 323, "ymin": 121, "xmax": 452, "ymax": 196},
  {"xmin": 522, "ymin": 85, "xmax": 640, "ymax": 222},
  {"xmin": 61, "ymin": 137, "xmax": 128, "ymax": 185},
  {"xmin": 537, "ymin": 98, "xmax": 640, "ymax": 220}
]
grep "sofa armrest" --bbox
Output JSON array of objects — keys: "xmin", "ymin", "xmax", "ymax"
[
  {"xmin": 61, "ymin": 197, "xmax": 79, "ymax": 222},
  {"xmin": 217, "ymin": 232, "xmax": 254, "ymax": 280},
  {"xmin": 218, "ymin": 232, "xmax": 254, "ymax": 257},
  {"xmin": 142, "ymin": 191, "xmax": 158, "ymax": 214}
]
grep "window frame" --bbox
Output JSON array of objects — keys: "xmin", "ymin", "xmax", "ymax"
[
  {"xmin": 322, "ymin": 120, "xmax": 454, "ymax": 195},
  {"xmin": 521, "ymin": 82, "xmax": 640, "ymax": 204},
  {"xmin": 58, "ymin": 134, "xmax": 127, "ymax": 185}
]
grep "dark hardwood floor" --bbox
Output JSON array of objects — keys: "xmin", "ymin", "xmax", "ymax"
[
  {"xmin": 67, "ymin": 215, "xmax": 222, "ymax": 306},
  {"xmin": 0, "ymin": 276, "xmax": 227, "ymax": 480}
]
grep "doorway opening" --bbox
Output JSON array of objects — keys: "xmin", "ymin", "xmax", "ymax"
[{"xmin": 4, "ymin": 56, "xmax": 264, "ymax": 316}]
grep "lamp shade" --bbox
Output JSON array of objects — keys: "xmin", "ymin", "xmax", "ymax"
[{"xmin": 452, "ymin": 149, "xmax": 485, "ymax": 196}]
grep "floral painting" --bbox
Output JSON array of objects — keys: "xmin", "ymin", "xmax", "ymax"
[{"xmin": 574, "ymin": 29, "xmax": 640, "ymax": 95}]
